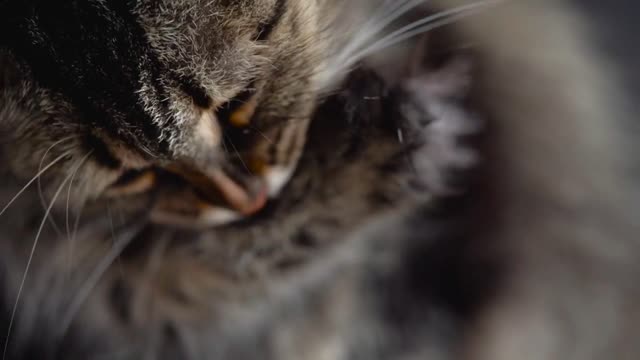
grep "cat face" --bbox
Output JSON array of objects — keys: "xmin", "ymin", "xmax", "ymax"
[{"xmin": 0, "ymin": 0, "xmax": 331, "ymax": 226}]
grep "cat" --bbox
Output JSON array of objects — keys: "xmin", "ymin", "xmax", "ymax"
[
  {"xmin": 0, "ymin": 0, "xmax": 638, "ymax": 359},
  {"xmin": 0, "ymin": 42, "xmax": 477, "ymax": 360},
  {"xmin": 0, "ymin": 0, "xmax": 351, "ymax": 227},
  {"xmin": 0, "ymin": 1, "xmax": 478, "ymax": 358}
]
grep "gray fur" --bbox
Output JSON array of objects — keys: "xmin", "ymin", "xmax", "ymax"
[{"xmin": 0, "ymin": 1, "xmax": 638, "ymax": 360}]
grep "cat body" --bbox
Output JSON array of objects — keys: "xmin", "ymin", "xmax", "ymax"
[{"xmin": 0, "ymin": 1, "xmax": 638, "ymax": 359}]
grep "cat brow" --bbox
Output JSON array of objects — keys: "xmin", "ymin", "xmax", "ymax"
[{"xmin": 256, "ymin": 0, "xmax": 287, "ymax": 41}]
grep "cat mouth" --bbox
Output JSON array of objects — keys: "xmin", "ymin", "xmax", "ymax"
[
  {"xmin": 162, "ymin": 163, "xmax": 268, "ymax": 216},
  {"xmin": 105, "ymin": 163, "xmax": 268, "ymax": 227}
]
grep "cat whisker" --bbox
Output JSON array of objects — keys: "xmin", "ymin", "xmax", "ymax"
[
  {"xmin": 343, "ymin": 0, "xmax": 502, "ymax": 70},
  {"xmin": 223, "ymin": 133, "xmax": 252, "ymax": 175},
  {"xmin": 37, "ymin": 137, "xmax": 77, "ymax": 168},
  {"xmin": 0, "ymin": 151, "xmax": 72, "ymax": 217},
  {"xmin": 66, "ymin": 151, "xmax": 92, "ymax": 247},
  {"xmin": 65, "ymin": 151, "xmax": 94, "ymax": 277},
  {"xmin": 321, "ymin": 0, "xmax": 501, "ymax": 89},
  {"xmin": 250, "ymin": 126, "xmax": 275, "ymax": 145},
  {"xmin": 137, "ymin": 234, "xmax": 171, "ymax": 357},
  {"xmin": 58, "ymin": 221, "xmax": 145, "ymax": 341},
  {"xmin": 37, "ymin": 137, "xmax": 78, "ymax": 232},
  {"xmin": 137, "ymin": 142, "xmax": 160, "ymax": 160},
  {"xmin": 220, "ymin": 127, "xmax": 231, "ymax": 155},
  {"xmin": 2, "ymin": 158, "xmax": 80, "ymax": 360},
  {"xmin": 326, "ymin": 0, "xmax": 429, "ymax": 86},
  {"xmin": 68, "ymin": 193, "xmax": 89, "ymax": 278},
  {"xmin": 106, "ymin": 202, "xmax": 126, "ymax": 278},
  {"xmin": 335, "ymin": 0, "xmax": 417, "ymax": 64},
  {"xmin": 335, "ymin": 0, "xmax": 425, "ymax": 66}
]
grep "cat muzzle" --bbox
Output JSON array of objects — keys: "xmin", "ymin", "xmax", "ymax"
[
  {"xmin": 162, "ymin": 163, "xmax": 268, "ymax": 217},
  {"xmin": 105, "ymin": 162, "xmax": 268, "ymax": 227}
]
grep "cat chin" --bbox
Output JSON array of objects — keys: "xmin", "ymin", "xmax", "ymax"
[
  {"xmin": 150, "ymin": 206, "xmax": 240, "ymax": 228},
  {"xmin": 195, "ymin": 208, "xmax": 241, "ymax": 227}
]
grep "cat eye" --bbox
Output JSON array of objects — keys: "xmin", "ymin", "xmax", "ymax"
[
  {"xmin": 217, "ymin": 85, "xmax": 259, "ymax": 128},
  {"xmin": 229, "ymin": 96, "xmax": 258, "ymax": 127},
  {"xmin": 104, "ymin": 169, "xmax": 156, "ymax": 197}
]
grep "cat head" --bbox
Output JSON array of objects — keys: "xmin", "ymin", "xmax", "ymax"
[{"xmin": 0, "ymin": 0, "xmax": 337, "ymax": 226}]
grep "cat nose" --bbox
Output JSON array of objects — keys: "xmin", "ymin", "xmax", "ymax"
[
  {"xmin": 164, "ymin": 162, "xmax": 267, "ymax": 216},
  {"xmin": 170, "ymin": 108, "xmax": 268, "ymax": 215}
]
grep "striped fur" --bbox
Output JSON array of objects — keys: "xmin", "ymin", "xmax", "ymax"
[{"xmin": 0, "ymin": 1, "xmax": 638, "ymax": 359}]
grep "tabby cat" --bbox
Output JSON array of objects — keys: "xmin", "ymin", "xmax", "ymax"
[{"xmin": 0, "ymin": 0, "xmax": 638, "ymax": 359}]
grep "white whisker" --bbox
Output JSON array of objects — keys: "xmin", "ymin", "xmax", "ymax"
[
  {"xmin": 224, "ymin": 133, "xmax": 251, "ymax": 174},
  {"xmin": 0, "ymin": 151, "xmax": 71, "ymax": 217},
  {"xmin": 348, "ymin": 0, "xmax": 500, "ymax": 68},
  {"xmin": 321, "ymin": 0, "xmax": 501, "ymax": 89},
  {"xmin": 58, "ymin": 222, "xmax": 144, "ymax": 340},
  {"xmin": 329, "ymin": 0, "xmax": 429, "ymax": 82},
  {"xmin": 68, "ymin": 194, "xmax": 89, "ymax": 278},
  {"xmin": 106, "ymin": 203, "xmax": 126, "ymax": 278},
  {"xmin": 66, "ymin": 152, "xmax": 91, "ymax": 245},
  {"xmin": 2, "ymin": 161, "xmax": 77, "ymax": 360},
  {"xmin": 249, "ymin": 126, "xmax": 275, "ymax": 145},
  {"xmin": 37, "ymin": 137, "xmax": 77, "ymax": 236},
  {"xmin": 65, "ymin": 151, "xmax": 93, "ymax": 277},
  {"xmin": 336, "ymin": 0, "xmax": 419, "ymax": 65},
  {"xmin": 342, "ymin": 1, "xmax": 499, "ymax": 72}
]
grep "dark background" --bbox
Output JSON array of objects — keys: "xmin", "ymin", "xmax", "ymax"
[
  {"xmin": 581, "ymin": 0, "xmax": 639, "ymax": 103},
  {"xmin": 576, "ymin": 1, "xmax": 639, "ymax": 178}
]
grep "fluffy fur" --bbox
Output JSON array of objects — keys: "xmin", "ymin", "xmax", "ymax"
[{"xmin": 0, "ymin": 1, "xmax": 638, "ymax": 359}]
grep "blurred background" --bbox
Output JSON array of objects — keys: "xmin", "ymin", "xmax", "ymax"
[
  {"xmin": 580, "ymin": 0, "xmax": 640, "ymax": 191},
  {"xmin": 581, "ymin": 0, "xmax": 639, "ymax": 113}
]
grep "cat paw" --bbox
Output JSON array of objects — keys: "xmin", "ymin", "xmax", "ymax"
[{"xmin": 399, "ymin": 57, "xmax": 481, "ymax": 195}]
